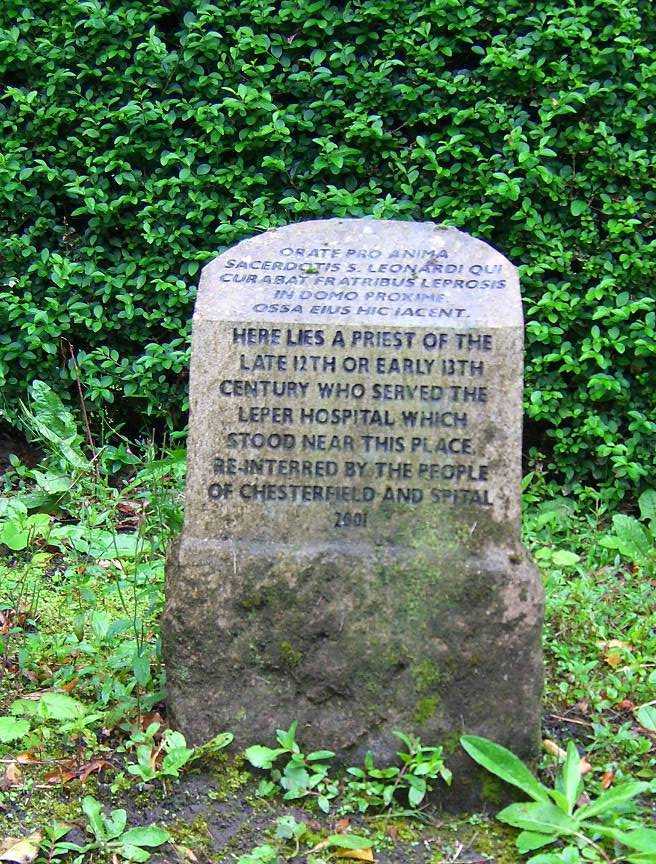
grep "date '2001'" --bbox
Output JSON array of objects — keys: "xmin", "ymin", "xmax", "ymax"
[{"xmin": 334, "ymin": 511, "xmax": 368, "ymax": 528}]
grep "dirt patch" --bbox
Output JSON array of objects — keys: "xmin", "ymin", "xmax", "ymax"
[{"xmin": 109, "ymin": 768, "xmax": 515, "ymax": 863}]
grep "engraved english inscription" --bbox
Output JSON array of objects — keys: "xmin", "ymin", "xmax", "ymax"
[{"xmin": 209, "ymin": 325, "xmax": 495, "ymax": 524}]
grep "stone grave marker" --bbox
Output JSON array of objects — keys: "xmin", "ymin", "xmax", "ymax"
[{"xmin": 164, "ymin": 218, "xmax": 543, "ymax": 803}]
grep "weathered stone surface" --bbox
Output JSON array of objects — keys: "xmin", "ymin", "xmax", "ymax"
[{"xmin": 163, "ymin": 218, "xmax": 544, "ymax": 805}]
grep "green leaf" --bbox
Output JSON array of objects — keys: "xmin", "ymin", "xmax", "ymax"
[
  {"xmin": 325, "ymin": 835, "xmax": 373, "ymax": 850},
  {"xmin": 570, "ymin": 200, "xmax": 588, "ymax": 216},
  {"xmin": 460, "ymin": 736, "xmax": 550, "ymax": 802},
  {"xmin": 635, "ymin": 705, "xmax": 656, "ymax": 732},
  {"xmin": 244, "ymin": 745, "xmax": 287, "ymax": 769},
  {"xmin": 528, "ymin": 847, "xmax": 582, "ymax": 864},
  {"xmin": 638, "ymin": 490, "xmax": 656, "ymax": 524},
  {"xmin": 552, "ymin": 550, "xmax": 580, "ymax": 568},
  {"xmin": 0, "ymin": 521, "xmax": 29, "ymax": 550},
  {"xmin": 610, "ymin": 514, "xmax": 651, "ymax": 565},
  {"xmin": 0, "ymin": 716, "xmax": 30, "ymax": 742},
  {"xmin": 307, "ymin": 750, "xmax": 335, "ymax": 761},
  {"xmin": 236, "ymin": 845, "xmax": 278, "ymax": 864},
  {"xmin": 82, "ymin": 797, "xmax": 107, "ymax": 842},
  {"xmin": 118, "ymin": 844, "xmax": 151, "ymax": 862},
  {"xmin": 275, "ymin": 721, "xmax": 298, "ymax": 750},
  {"xmin": 599, "ymin": 827, "xmax": 656, "ymax": 853},
  {"xmin": 560, "ymin": 741, "xmax": 582, "ymax": 814},
  {"xmin": 104, "ymin": 808, "xmax": 128, "ymax": 840},
  {"xmin": 516, "ymin": 830, "xmax": 558, "ymax": 853},
  {"xmin": 161, "ymin": 748, "xmax": 193, "ymax": 776},
  {"xmin": 121, "ymin": 827, "xmax": 170, "ymax": 848},
  {"xmin": 497, "ymin": 801, "xmax": 579, "ymax": 834},
  {"xmin": 576, "ymin": 781, "xmax": 648, "ymax": 821},
  {"xmin": 132, "ymin": 653, "xmax": 151, "ymax": 686},
  {"xmin": 40, "ymin": 692, "xmax": 86, "ymax": 720}
]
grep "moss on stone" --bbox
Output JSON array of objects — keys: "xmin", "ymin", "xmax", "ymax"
[
  {"xmin": 278, "ymin": 640, "xmax": 302, "ymax": 668},
  {"xmin": 411, "ymin": 658, "xmax": 443, "ymax": 693},
  {"xmin": 168, "ymin": 816, "xmax": 213, "ymax": 853},
  {"xmin": 479, "ymin": 772, "xmax": 506, "ymax": 806},
  {"xmin": 208, "ymin": 755, "xmax": 252, "ymax": 802},
  {"xmin": 438, "ymin": 730, "xmax": 462, "ymax": 756},
  {"xmin": 413, "ymin": 696, "xmax": 439, "ymax": 723}
]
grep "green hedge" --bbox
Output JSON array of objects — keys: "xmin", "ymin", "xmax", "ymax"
[{"xmin": 1, "ymin": 0, "xmax": 655, "ymax": 498}]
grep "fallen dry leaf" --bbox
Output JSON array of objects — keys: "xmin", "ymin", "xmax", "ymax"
[
  {"xmin": 0, "ymin": 764, "xmax": 21, "ymax": 789},
  {"xmin": 600, "ymin": 639, "xmax": 633, "ymax": 668},
  {"xmin": 173, "ymin": 845, "xmax": 198, "ymax": 863},
  {"xmin": 14, "ymin": 753, "xmax": 40, "ymax": 765},
  {"xmin": 61, "ymin": 679, "xmax": 79, "ymax": 694},
  {"xmin": 45, "ymin": 757, "xmax": 111, "ymax": 785},
  {"xmin": 334, "ymin": 818, "xmax": 351, "ymax": 832},
  {"xmin": 117, "ymin": 500, "xmax": 142, "ymax": 516},
  {"xmin": 543, "ymin": 739, "xmax": 566, "ymax": 759},
  {"xmin": 335, "ymin": 848, "xmax": 374, "ymax": 862},
  {"xmin": 601, "ymin": 771, "xmax": 614, "ymax": 789},
  {"xmin": 580, "ymin": 757, "xmax": 593, "ymax": 775},
  {"xmin": 140, "ymin": 712, "xmax": 165, "ymax": 733},
  {"xmin": 14, "ymin": 750, "xmax": 41, "ymax": 765},
  {"xmin": 0, "ymin": 832, "xmax": 43, "ymax": 864}
]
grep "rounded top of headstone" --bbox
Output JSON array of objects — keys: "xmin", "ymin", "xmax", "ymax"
[{"xmin": 196, "ymin": 218, "xmax": 521, "ymax": 329}]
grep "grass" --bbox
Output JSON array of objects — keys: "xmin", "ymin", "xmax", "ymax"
[{"xmin": 0, "ymin": 387, "xmax": 654, "ymax": 862}]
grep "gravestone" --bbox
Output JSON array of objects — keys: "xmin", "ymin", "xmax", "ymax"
[{"xmin": 164, "ymin": 218, "xmax": 543, "ymax": 803}]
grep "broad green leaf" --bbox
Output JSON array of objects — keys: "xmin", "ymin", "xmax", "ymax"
[
  {"xmin": 0, "ymin": 716, "xmax": 30, "ymax": 742},
  {"xmin": 307, "ymin": 749, "xmax": 335, "ymax": 761},
  {"xmin": 82, "ymin": 797, "xmax": 107, "ymax": 841},
  {"xmin": 164, "ymin": 730, "xmax": 187, "ymax": 750},
  {"xmin": 161, "ymin": 748, "xmax": 193, "ymax": 776},
  {"xmin": 275, "ymin": 721, "xmax": 298, "ymax": 751},
  {"xmin": 638, "ymin": 490, "xmax": 656, "ymax": 524},
  {"xmin": 611, "ymin": 514, "xmax": 651, "ymax": 565},
  {"xmin": 118, "ymin": 844, "xmax": 151, "ymax": 862},
  {"xmin": 561, "ymin": 741, "xmax": 582, "ymax": 814},
  {"xmin": 460, "ymin": 736, "xmax": 550, "ymax": 802},
  {"xmin": 122, "ymin": 827, "xmax": 170, "ymax": 847},
  {"xmin": 552, "ymin": 550, "xmax": 580, "ymax": 568},
  {"xmin": 244, "ymin": 745, "xmax": 287, "ymax": 769},
  {"xmin": 635, "ymin": 705, "xmax": 656, "ymax": 732},
  {"xmin": 202, "ymin": 732, "xmax": 234, "ymax": 753},
  {"xmin": 516, "ymin": 830, "xmax": 558, "ymax": 853},
  {"xmin": 497, "ymin": 801, "xmax": 579, "ymax": 835},
  {"xmin": 1, "ymin": 521, "xmax": 29, "ymax": 550},
  {"xmin": 326, "ymin": 835, "xmax": 373, "ymax": 850},
  {"xmin": 548, "ymin": 789, "xmax": 570, "ymax": 814},
  {"xmin": 576, "ymin": 781, "xmax": 648, "ymax": 821},
  {"xmin": 570, "ymin": 200, "xmax": 587, "ymax": 216},
  {"xmin": 132, "ymin": 653, "xmax": 151, "ymax": 686},
  {"xmin": 598, "ymin": 826, "xmax": 656, "ymax": 853},
  {"xmin": 40, "ymin": 692, "xmax": 86, "ymax": 720},
  {"xmin": 528, "ymin": 847, "xmax": 581, "ymax": 864},
  {"xmin": 104, "ymin": 808, "xmax": 128, "ymax": 840},
  {"xmin": 236, "ymin": 844, "xmax": 278, "ymax": 864}
]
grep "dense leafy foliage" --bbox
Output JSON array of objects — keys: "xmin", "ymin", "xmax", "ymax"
[{"xmin": 1, "ymin": 0, "xmax": 654, "ymax": 496}]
